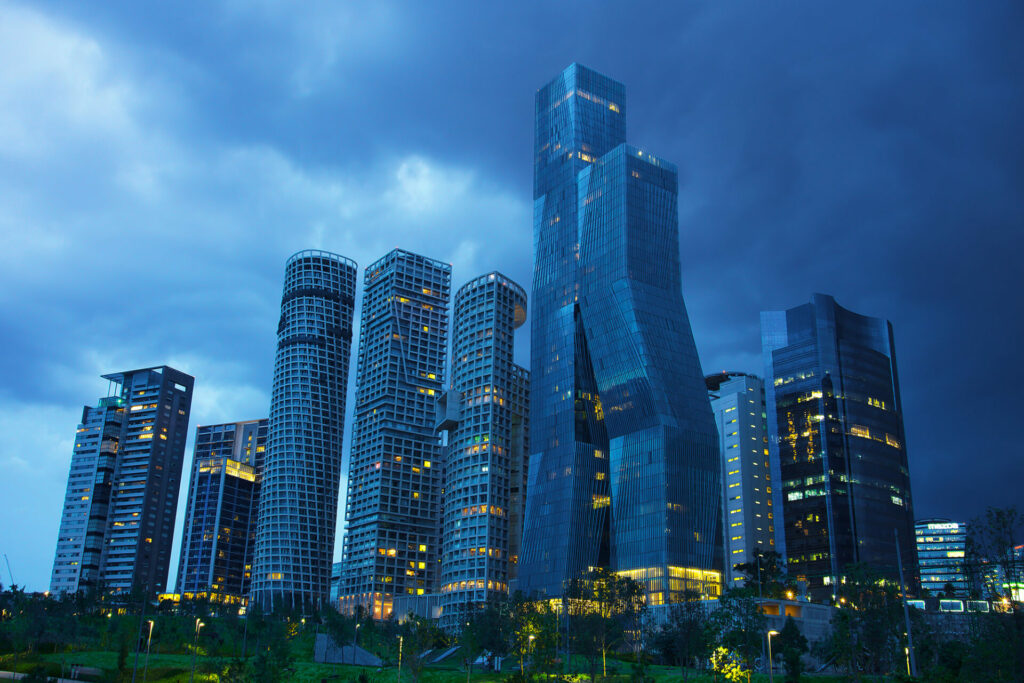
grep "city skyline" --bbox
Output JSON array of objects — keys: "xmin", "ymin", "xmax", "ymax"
[{"xmin": 2, "ymin": 1, "xmax": 1022, "ymax": 592}]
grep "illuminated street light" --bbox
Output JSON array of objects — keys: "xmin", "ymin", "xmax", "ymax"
[
  {"xmin": 189, "ymin": 619, "xmax": 205, "ymax": 683},
  {"xmin": 142, "ymin": 620, "xmax": 155, "ymax": 683},
  {"xmin": 767, "ymin": 630, "xmax": 780, "ymax": 683}
]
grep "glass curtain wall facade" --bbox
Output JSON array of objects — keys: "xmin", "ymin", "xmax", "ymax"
[
  {"xmin": 50, "ymin": 367, "xmax": 194, "ymax": 597},
  {"xmin": 339, "ymin": 249, "xmax": 451, "ymax": 619},
  {"xmin": 251, "ymin": 250, "xmax": 357, "ymax": 613},
  {"xmin": 915, "ymin": 519, "xmax": 968, "ymax": 597},
  {"xmin": 706, "ymin": 372, "xmax": 776, "ymax": 586},
  {"xmin": 176, "ymin": 419, "xmax": 268, "ymax": 604},
  {"xmin": 761, "ymin": 293, "xmax": 918, "ymax": 600},
  {"xmin": 519, "ymin": 64, "xmax": 721, "ymax": 604},
  {"xmin": 436, "ymin": 272, "xmax": 529, "ymax": 629}
]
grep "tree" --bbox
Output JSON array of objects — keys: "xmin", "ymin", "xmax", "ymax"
[
  {"xmin": 966, "ymin": 506, "xmax": 1023, "ymax": 604},
  {"xmin": 709, "ymin": 589, "xmax": 765, "ymax": 671},
  {"xmin": 654, "ymin": 589, "xmax": 711, "ymax": 679},
  {"xmin": 320, "ymin": 607, "xmax": 357, "ymax": 664},
  {"xmin": 458, "ymin": 600, "xmax": 510, "ymax": 679},
  {"xmin": 565, "ymin": 568, "xmax": 646, "ymax": 680},
  {"xmin": 710, "ymin": 646, "xmax": 747, "ymax": 683},
  {"xmin": 813, "ymin": 563, "xmax": 905, "ymax": 678},
  {"xmin": 732, "ymin": 551, "xmax": 793, "ymax": 599},
  {"xmin": 251, "ymin": 620, "xmax": 295, "ymax": 683},
  {"xmin": 776, "ymin": 616, "xmax": 807, "ymax": 683},
  {"xmin": 508, "ymin": 594, "xmax": 558, "ymax": 680}
]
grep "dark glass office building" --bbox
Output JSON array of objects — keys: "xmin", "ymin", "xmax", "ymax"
[
  {"xmin": 176, "ymin": 419, "xmax": 268, "ymax": 605},
  {"xmin": 339, "ymin": 249, "xmax": 451, "ymax": 619},
  {"xmin": 50, "ymin": 367, "xmax": 194, "ymax": 597},
  {"xmin": 518, "ymin": 64, "xmax": 721, "ymax": 604},
  {"xmin": 762, "ymin": 294, "xmax": 918, "ymax": 600},
  {"xmin": 436, "ymin": 272, "xmax": 529, "ymax": 628},
  {"xmin": 250, "ymin": 250, "xmax": 357, "ymax": 612}
]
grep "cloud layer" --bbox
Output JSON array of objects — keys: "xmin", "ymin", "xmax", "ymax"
[{"xmin": 1, "ymin": 1, "xmax": 1021, "ymax": 590}]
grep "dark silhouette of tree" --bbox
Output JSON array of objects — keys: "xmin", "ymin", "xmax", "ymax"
[
  {"xmin": 709, "ymin": 588, "xmax": 765, "ymax": 671},
  {"xmin": 966, "ymin": 506, "xmax": 1023, "ymax": 604},
  {"xmin": 776, "ymin": 616, "xmax": 807, "ymax": 683},
  {"xmin": 653, "ymin": 589, "xmax": 711, "ymax": 679},
  {"xmin": 732, "ymin": 551, "xmax": 794, "ymax": 598},
  {"xmin": 564, "ymin": 568, "xmax": 645, "ymax": 681}
]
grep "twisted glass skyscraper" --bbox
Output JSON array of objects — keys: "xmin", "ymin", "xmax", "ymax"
[
  {"xmin": 437, "ymin": 272, "xmax": 529, "ymax": 628},
  {"xmin": 518, "ymin": 64, "xmax": 721, "ymax": 604},
  {"xmin": 339, "ymin": 249, "xmax": 450, "ymax": 619},
  {"xmin": 761, "ymin": 293, "xmax": 918, "ymax": 600},
  {"xmin": 251, "ymin": 250, "xmax": 357, "ymax": 612}
]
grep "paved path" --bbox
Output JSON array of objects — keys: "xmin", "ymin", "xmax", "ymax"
[{"xmin": 0, "ymin": 669, "xmax": 90, "ymax": 682}]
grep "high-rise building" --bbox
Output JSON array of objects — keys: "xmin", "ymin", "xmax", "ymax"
[
  {"xmin": 329, "ymin": 561, "xmax": 344, "ymax": 607},
  {"xmin": 518, "ymin": 64, "xmax": 722, "ymax": 605},
  {"xmin": 250, "ymin": 250, "xmax": 357, "ymax": 613},
  {"xmin": 436, "ymin": 272, "xmax": 529, "ymax": 628},
  {"xmin": 761, "ymin": 293, "xmax": 918, "ymax": 600},
  {"xmin": 176, "ymin": 419, "xmax": 268, "ymax": 604},
  {"xmin": 706, "ymin": 372, "xmax": 776, "ymax": 587},
  {"xmin": 50, "ymin": 366, "xmax": 194, "ymax": 597},
  {"xmin": 915, "ymin": 519, "xmax": 968, "ymax": 597},
  {"xmin": 339, "ymin": 249, "xmax": 451, "ymax": 619}
]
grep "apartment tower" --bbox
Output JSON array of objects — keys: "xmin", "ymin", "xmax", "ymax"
[
  {"xmin": 50, "ymin": 366, "xmax": 194, "ymax": 597},
  {"xmin": 706, "ymin": 372, "xmax": 776, "ymax": 587},
  {"xmin": 436, "ymin": 272, "xmax": 529, "ymax": 628},
  {"xmin": 176, "ymin": 419, "xmax": 268, "ymax": 604},
  {"xmin": 250, "ymin": 250, "xmax": 357, "ymax": 612},
  {"xmin": 339, "ymin": 249, "xmax": 451, "ymax": 619}
]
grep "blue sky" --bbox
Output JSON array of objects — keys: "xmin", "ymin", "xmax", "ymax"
[{"xmin": 1, "ymin": 1, "xmax": 1021, "ymax": 592}]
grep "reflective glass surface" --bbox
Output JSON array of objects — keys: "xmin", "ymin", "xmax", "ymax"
[
  {"xmin": 762, "ymin": 294, "xmax": 918, "ymax": 600},
  {"xmin": 520, "ymin": 65, "xmax": 720, "ymax": 603}
]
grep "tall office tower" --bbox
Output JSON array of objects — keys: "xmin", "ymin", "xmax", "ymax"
[
  {"xmin": 436, "ymin": 272, "xmax": 529, "ymax": 628},
  {"xmin": 50, "ymin": 367, "xmax": 194, "ymax": 597},
  {"xmin": 518, "ymin": 64, "xmax": 721, "ymax": 605},
  {"xmin": 915, "ymin": 519, "xmax": 968, "ymax": 597},
  {"xmin": 176, "ymin": 419, "xmax": 268, "ymax": 604},
  {"xmin": 706, "ymin": 372, "xmax": 776, "ymax": 587},
  {"xmin": 339, "ymin": 249, "xmax": 451, "ymax": 619},
  {"xmin": 250, "ymin": 250, "xmax": 357, "ymax": 613},
  {"xmin": 762, "ymin": 293, "xmax": 918, "ymax": 600}
]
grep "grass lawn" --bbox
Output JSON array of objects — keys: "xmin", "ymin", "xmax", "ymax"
[{"xmin": 0, "ymin": 651, "xmax": 863, "ymax": 682}]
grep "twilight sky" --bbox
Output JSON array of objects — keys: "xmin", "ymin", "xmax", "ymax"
[{"xmin": 1, "ymin": 1, "xmax": 1021, "ymax": 592}]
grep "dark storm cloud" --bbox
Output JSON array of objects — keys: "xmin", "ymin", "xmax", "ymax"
[{"xmin": 1, "ymin": 0, "xmax": 1020, "ymax": 590}]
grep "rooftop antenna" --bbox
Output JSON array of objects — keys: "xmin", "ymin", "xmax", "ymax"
[{"xmin": 4, "ymin": 554, "xmax": 14, "ymax": 586}]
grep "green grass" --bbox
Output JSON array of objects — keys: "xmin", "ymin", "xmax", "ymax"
[{"xmin": 0, "ymin": 651, "xmax": 863, "ymax": 683}]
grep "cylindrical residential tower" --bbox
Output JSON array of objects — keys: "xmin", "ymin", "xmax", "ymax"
[
  {"xmin": 251, "ymin": 250, "xmax": 357, "ymax": 613},
  {"xmin": 438, "ymin": 272, "xmax": 529, "ymax": 629}
]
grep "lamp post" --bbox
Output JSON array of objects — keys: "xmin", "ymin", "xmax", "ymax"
[
  {"xmin": 766, "ymin": 630, "xmax": 779, "ymax": 683},
  {"xmin": 529, "ymin": 634, "xmax": 536, "ymax": 677},
  {"xmin": 397, "ymin": 635, "xmax": 404, "ymax": 683},
  {"xmin": 189, "ymin": 618, "xmax": 205, "ymax": 683},
  {"xmin": 142, "ymin": 620, "xmax": 154, "ymax": 683},
  {"xmin": 352, "ymin": 622, "xmax": 361, "ymax": 666}
]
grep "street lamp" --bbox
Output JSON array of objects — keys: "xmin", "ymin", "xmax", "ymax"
[
  {"xmin": 352, "ymin": 622, "xmax": 361, "ymax": 666},
  {"xmin": 142, "ymin": 620, "xmax": 154, "ymax": 683},
  {"xmin": 397, "ymin": 635, "xmax": 404, "ymax": 683},
  {"xmin": 189, "ymin": 618, "xmax": 205, "ymax": 683},
  {"xmin": 767, "ymin": 630, "xmax": 780, "ymax": 683}
]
